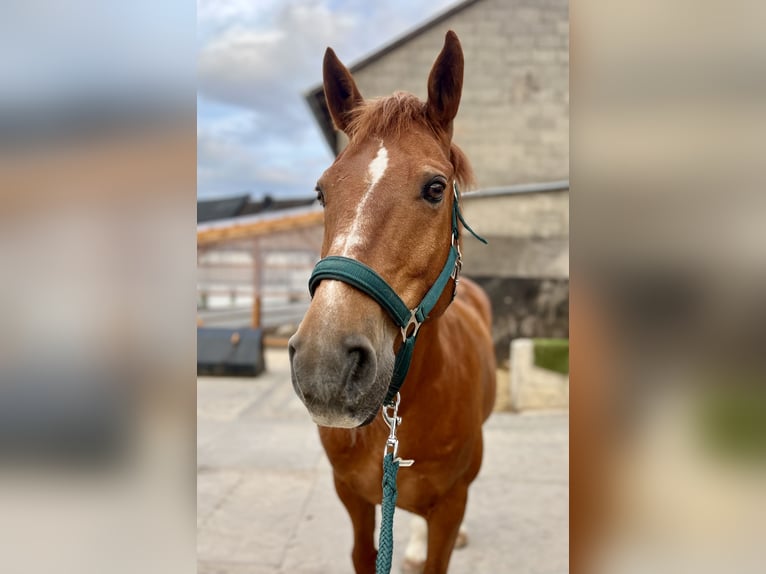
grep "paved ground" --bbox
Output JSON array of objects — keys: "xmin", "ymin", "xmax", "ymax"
[{"xmin": 198, "ymin": 349, "xmax": 568, "ymax": 574}]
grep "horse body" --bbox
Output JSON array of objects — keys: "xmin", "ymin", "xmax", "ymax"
[
  {"xmin": 320, "ymin": 278, "xmax": 495, "ymax": 573},
  {"xmin": 289, "ymin": 31, "xmax": 496, "ymax": 573}
]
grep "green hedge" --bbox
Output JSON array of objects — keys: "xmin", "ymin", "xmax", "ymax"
[{"xmin": 533, "ymin": 338, "xmax": 569, "ymax": 375}]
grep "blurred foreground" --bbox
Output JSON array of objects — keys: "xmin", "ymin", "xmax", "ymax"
[
  {"xmin": 0, "ymin": 2, "xmax": 195, "ymax": 572},
  {"xmin": 573, "ymin": 1, "xmax": 766, "ymax": 572},
  {"xmin": 0, "ymin": 121, "xmax": 196, "ymax": 574}
]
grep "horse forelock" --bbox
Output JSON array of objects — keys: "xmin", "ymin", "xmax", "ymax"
[{"xmin": 346, "ymin": 92, "xmax": 474, "ymax": 189}]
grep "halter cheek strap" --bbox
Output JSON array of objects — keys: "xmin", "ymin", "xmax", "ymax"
[{"xmin": 308, "ymin": 182, "xmax": 487, "ymax": 406}]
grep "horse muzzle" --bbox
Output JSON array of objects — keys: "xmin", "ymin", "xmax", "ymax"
[{"xmin": 288, "ymin": 331, "xmax": 389, "ymax": 428}]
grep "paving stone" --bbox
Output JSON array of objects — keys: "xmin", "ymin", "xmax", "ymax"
[
  {"xmin": 197, "ymin": 350, "xmax": 568, "ymax": 573},
  {"xmin": 197, "ymin": 470, "xmax": 315, "ymax": 568},
  {"xmin": 198, "ymin": 470, "xmax": 242, "ymax": 527}
]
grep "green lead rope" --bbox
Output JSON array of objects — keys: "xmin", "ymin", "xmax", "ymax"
[{"xmin": 376, "ymin": 453, "xmax": 399, "ymax": 574}]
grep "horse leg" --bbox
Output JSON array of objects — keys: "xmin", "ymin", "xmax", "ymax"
[
  {"xmin": 333, "ymin": 474, "xmax": 377, "ymax": 574},
  {"xmin": 402, "ymin": 515, "xmax": 427, "ymax": 572},
  {"xmin": 422, "ymin": 484, "xmax": 469, "ymax": 574},
  {"xmin": 403, "ymin": 513, "xmax": 470, "ymax": 573},
  {"xmin": 455, "ymin": 523, "xmax": 469, "ymax": 548}
]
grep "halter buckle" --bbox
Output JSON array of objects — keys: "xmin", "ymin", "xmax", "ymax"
[
  {"xmin": 450, "ymin": 244, "xmax": 463, "ymax": 281},
  {"xmin": 400, "ymin": 309, "xmax": 422, "ymax": 341},
  {"xmin": 450, "ymin": 244, "xmax": 463, "ymax": 299}
]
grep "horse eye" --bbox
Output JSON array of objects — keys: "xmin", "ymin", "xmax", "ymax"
[
  {"xmin": 315, "ymin": 185, "xmax": 325, "ymax": 207},
  {"xmin": 422, "ymin": 180, "xmax": 446, "ymax": 204}
]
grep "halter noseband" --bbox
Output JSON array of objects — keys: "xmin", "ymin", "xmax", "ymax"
[{"xmin": 308, "ymin": 182, "xmax": 487, "ymax": 406}]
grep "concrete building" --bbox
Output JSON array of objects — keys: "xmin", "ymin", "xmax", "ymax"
[
  {"xmin": 306, "ymin": 0, "xmax": 569, "ymax": 363},
  {"xmin": 306, "ymin": 0, "xmax": 569, "ymax": 187}
]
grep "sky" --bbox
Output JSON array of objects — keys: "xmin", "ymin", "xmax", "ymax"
[{"xmin": 197, "ymin": 0, "xmax": 459, "ymax": 199}]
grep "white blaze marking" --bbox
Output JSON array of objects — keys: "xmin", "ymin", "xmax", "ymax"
[
  {"xmin": 340, "ymin": 142, "xmax": 388, "ymax": 256},
  {"xmin": 368, "ymin": 143, "xmax": 389, "ymax": 188},
  {"xmin": 320, "ymin": 142, "xmax": 388, "ymax": 326}
]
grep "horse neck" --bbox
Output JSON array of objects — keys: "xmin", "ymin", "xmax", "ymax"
[{"xmin": 398, "ymin": 315, "xmax": 447, "ymax": 407}]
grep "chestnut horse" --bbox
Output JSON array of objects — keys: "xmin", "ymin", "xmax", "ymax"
[{"xmin": 289, "ymin": 31, "xmax": 496, "ymax": 574}]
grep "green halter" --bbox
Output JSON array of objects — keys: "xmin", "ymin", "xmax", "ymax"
[{"xmin": 308, "ymin": 182, "xmax": 487, "ymax": 406}]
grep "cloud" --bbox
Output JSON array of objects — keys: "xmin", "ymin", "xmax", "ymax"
[
  {"xmin": 197, "ymin": 98, "xmax": 331, "ymax": 197},
  {"xmin": 198, "ymin": 0, "xmax": 459, "ymax": 110},
  {"xmin": 198, "ymin": 3, "xmax": 357, "ymax": 113},
  {"xmin": 197, "ymin": 0, "xmax": 459, "ymax": 198},
  {"xmin": 197, "ymin": 2, "xmax": 360, "ymax": 197},
  {"xmin": 197, "ymin": 0, "xmax": 284, "ymax": 27}
]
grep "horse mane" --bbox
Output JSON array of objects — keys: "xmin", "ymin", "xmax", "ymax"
[{"xmin": 346, "ymin": 92, "xmax": 475, "ymax": 189}]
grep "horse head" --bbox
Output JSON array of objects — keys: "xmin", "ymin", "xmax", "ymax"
[{"xmin": 289, "ymin": 31, "xmax": 473, "ymax": 428}]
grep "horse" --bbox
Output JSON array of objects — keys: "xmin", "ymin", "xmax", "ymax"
[{"xmin": 288, "ymin": 31, "xmax": 497, "ymax": 574}]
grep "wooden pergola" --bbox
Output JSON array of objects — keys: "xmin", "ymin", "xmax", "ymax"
[
  {"xmin": 197, "ymin": 209, "xmax": 324, "ymax": 247},
  {"xmin": 197, "ymin": 208, "xmax": 324, "ymax": 338}
]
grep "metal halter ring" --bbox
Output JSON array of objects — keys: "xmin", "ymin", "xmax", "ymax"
[{"xmin": 400, "ymin": 309, "xmax": 422, "ymax": 341}]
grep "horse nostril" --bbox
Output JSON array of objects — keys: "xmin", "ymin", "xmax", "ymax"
[
  {"xmin": 288, "ymin": 335, "xmax": 301, "ymax": 364},
  {"xmin": 343, "ymin": 335, "xmax": 376, "ymax": 390},
  {"xmin": 347, "ymin": 346, "xmax": 365, "ymax": 377}
]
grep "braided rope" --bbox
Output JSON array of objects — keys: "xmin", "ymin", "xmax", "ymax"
[{"xmin": 376, "ymin": 453, "xmax": 400, "ymax": 574}]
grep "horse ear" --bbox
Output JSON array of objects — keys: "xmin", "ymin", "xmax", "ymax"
[
  {"xmin": 323, "ymin": 47, "xmax": 363, "ymax": 134},
  {"xmin": 426, "ymin": 31, "xmax": 464, "ymax": 135}
]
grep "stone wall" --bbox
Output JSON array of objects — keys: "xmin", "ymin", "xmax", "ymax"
[
  {"xmin": 461, "ymin": 189, "xmax": 569, "ymax": 279},
  {"xmin": 471, "ymin": 276, "xmax": 569, "ymax": 365},
  {"xmin": 346, "ymin": 0, "xmax": 569, "ymax": 188},
  {"xmin": 510, "ymin": 338, "xmax": 569, "ymax": 410}
]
